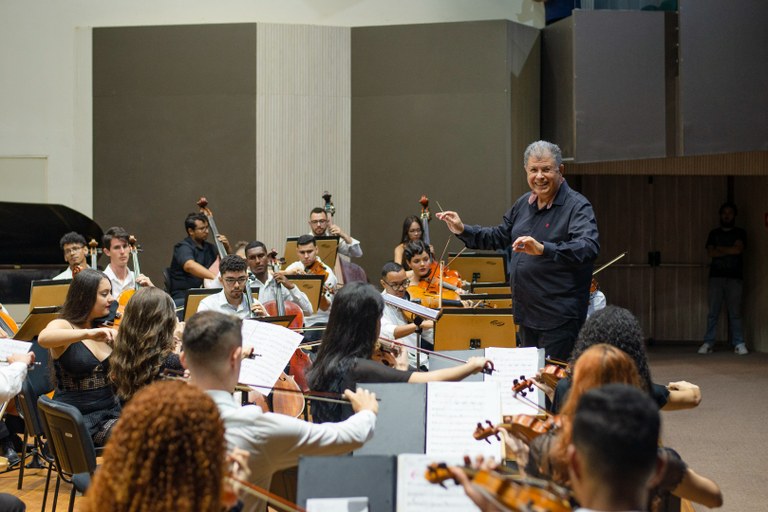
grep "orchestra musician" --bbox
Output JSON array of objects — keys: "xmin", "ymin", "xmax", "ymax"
[
  {"xmin": 308, "ymin": 206, "xmax": 363, "ymax": 259},
  {"xmin": 197, "ymin": 255, "xmax": 267, "ymax": 319},
  {"xmin": 549, "ymin": 306, "xmax": 702, "ymax": 414},
  {"xmin": 284, "ymin": 234, "xmax": 336, "ymax": 341},
  {"xmin": 38, "ymin": 268, "xmax": 122, "ymax": 447},
  {"xmin": 307, "ymin": 282, "xmax": 492, "ymax": 424},
  {"xmin": 167, "ymin": 212, "xmax": 230, "ymax": 307},
  {"xmin": 437, "ymin": 140, "xmax": 599, "ymax": 361},
  {"xmin": 244, "ymin": 241, "xmax": 313, "ymax": 317},
  {"xmin": 109, "ymin": 287, "xmax": 184, "ymax": 404},
  {"xmin": 393, "ymin": 215, "xmax": 433, "ymax": 270},
  {"xmin": 380, "ymin": 261, "xmax": 433, "ymax": 370},
  {"xmin": 53, "ymin": 231, "xmax": 89, "ymax": 279},
  {"xmin": 507, "ymin": 345, "xmax": 722, "ymax": 509},
  {"xmin": 102, "ymin": 226, "xmax": 154, "ymax": 295},
  {"xmin": 81, "ymin": 380, "xmax": 231, "ymax": 512},
  {"xmin": 181, "ymin": 310, "xmax": 379, "ymax": 512}
]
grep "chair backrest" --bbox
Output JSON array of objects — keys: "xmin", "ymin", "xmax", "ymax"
[
  {"xmin": 163, "ymin": 267, "xmax": 172, "ymax": 293},
  {"xmin": 37, "ymin": 396, "xmax": 97, "ymax": 478},
  {"xmin": 16, "ymin": 378, "xmax": 46, "ymax": 438}
]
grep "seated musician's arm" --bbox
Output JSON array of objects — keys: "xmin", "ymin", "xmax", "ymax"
[
  {"xmin": 39, "ymin": 318, "xmax": 116, "ymax": 350},
  {"xmin": 407, "ymin": 357, "xmax": 488, "ymax": 383},
  {"xmin": 662, "ymin": 381, "xmax": 702, "ymax": 411},
  {"xmin": 176, "ymin": 243, "xmax": 216, "ymax": 280}
]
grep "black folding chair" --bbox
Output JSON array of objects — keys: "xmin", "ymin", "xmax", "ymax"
[
  {"xmin": 15, "ymin": 379, "xmax": 55, "ymax": 498},
  {"xmin": 37, "ymin": 396, "xmax": 98, "ymax": 512}
]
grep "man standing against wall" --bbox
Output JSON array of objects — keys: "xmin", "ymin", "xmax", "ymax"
[{"xmin": 699, "ymin": 202, "xmax": 748, "ymax": 355}]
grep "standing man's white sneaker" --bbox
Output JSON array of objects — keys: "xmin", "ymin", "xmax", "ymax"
[{"xmin": 734, "ymin": 343, "xmax": 748, "ymax": 355}]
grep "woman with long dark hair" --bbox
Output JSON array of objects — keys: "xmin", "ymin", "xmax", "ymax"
[
  {"xmin": 393, "ymin": 215, "xmax": 433, "ymax": 270},
  {"xmin": 39, "ymin": 268, "xmax": 121, "ymax": 446},
  {"xmin": 109, "ymin": 287, "xmax": 183, "ymax": 403},
  {"xmin": 307, "ymin": 282, "xmax": 490, "ymax": 423}
]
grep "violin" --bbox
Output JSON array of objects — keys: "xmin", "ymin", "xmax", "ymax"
[
  {"xmin": 474, "ymin": 416, "xmax": 561, "ymax": 445},
  {"xmin": 0, "ymin": 304, "xmax": 18, "ymax": 338},
  {"xmin": 371, "ymin": 337, "xmax": 402, "ymax": 368},
  {"xmin": 426, "ymin": 461, "xmax": 571, "ymax": 512}
]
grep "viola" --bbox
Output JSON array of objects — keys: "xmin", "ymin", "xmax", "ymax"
[
  {"xmin": 425, "ymin": 462, "xmax": 571, "ymax": 512},
  {"xmin": 538, "ymin": 364, "xmax": 569, "ymax": 390}
]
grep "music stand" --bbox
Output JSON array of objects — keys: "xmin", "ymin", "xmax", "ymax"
[
  {"xmin": 14, "ymin": 307, "xmax": 61, "ymax": 341},
  {"xmin": 470, "ymin": 281, "xmax": 511, "ymax": 295},
  {"xmin": 28, "ymin": 279, "xmax": 71, "ymax": 312},
  {"xmin": 182, "ymin": 288, "xmax": 219, "ymax": 321},
  {"xmin": 462, "ymin": 293, "xmax": 512, "ymax": 308},
  {"xmin": 447, "ymin": 252, "xmax": 507, "ymax": 283},
  {"xmin": 433, "ymin": 308, "xmax": 517, "ymax": 350},
  {"xmin": 284, "ymin": 275, "xmax": 325, "ymax": 312},
  {"xmin": 251, "ymin": 315, "xmax": 296, "ymax": 328},
  {"xmin": 282, "ymin": 235, "xmax": 340, "ymax": 269}
]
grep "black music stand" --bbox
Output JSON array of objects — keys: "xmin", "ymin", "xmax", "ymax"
[
  {"xmin": 447, "ymin": 252, "xmax": 507, "ymax": 283},
  {"xmin": 282, "ymin": 235, "xmax": 340, "ymax": 269},
  {"xmin": 433, "ymin": 308, "xmax": 517, "ymax": 350}
]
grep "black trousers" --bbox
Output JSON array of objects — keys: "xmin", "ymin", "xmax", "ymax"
[{"xmin": 517, "ymin": 318, "xmax": 582, "ymax": 362}]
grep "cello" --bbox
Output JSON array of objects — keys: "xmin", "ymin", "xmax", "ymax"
[{"xmin": 112, "ymin": 235, "xmax": 143, "ymax": 328}]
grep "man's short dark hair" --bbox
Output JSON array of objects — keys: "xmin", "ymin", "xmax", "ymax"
[
  {"xmin": 719, "ymin": 202, "xmax": 738, "ymax": 215},
  {"xmin": 102, "ymin": 226, "xmax": 130, "ymax": 249},
  {"xmin": 244, "ymin": 240, "xmax": 267, "ymax": 254},
  {"xmin": 573, "ymin": 384, "xmax": 660, "ymax": 493},
  {"xmin": 403, "ymin": 240, "xmax": 429, "ymax": 263},
  {"xmin": 309, "ymin": 207, "xmax": 326, "ymax": 217},
  {"xmin": 182, "ymin": 311, "xmax": 242, "ymax": 367},
  {"xmin": 297, "ymin": 234, "xmax": 316, "ymax": 247},
  {"xmin": 381, "ymin": 261, "xmax": 404, "ymax": 277},
  {"xmin": 59, "ymin": 231, "xmax": 87, "ymax": 249},
  {"xmin": 185, "ymin": 213, "xmax": 208, "ymax": 233},
  {"xmin": 219, "ymin": 254, "xmax": 247, "ymax": 275}
]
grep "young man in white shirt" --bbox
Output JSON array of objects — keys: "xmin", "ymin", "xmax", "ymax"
[
  {"xmin": 198, "ymin": 255, "xmax": 266, "ymax": 319},
  {"xmin": 308, "ymin": 207, "xmax": 362, "ymax": 259},
  {"xmin": 53, "ymin": 231, "xmax": 89, "ymax": 280},
  {"xmin": 244, "ymin": 241, "xmax": 313, "ymax": 317},
  {"xmin": 182, "ymin": 311, "xmax": 378, "ymax": 512},
  {"xmin": 101, "ymin": 226, "xmax": 153, "ymax": 296}
]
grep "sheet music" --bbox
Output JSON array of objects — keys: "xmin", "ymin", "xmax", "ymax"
[
  {"xmin": 238, "ymin": 319, "xmax": 302, "ymax": 392},
  {"xmin": 0, "ymin": 339, "xmax": 33, "ymax": 360},
  {"xmin": 484, "ymin": 347, "xmax": 542, "ymax": 415},
  {"xmin": 306, "ymin": 497, "xmax": 368, "ymax": 512},
  {"xmin": 425, "ymin": 381, "xmax": 501, "ymax": 459},
  {"xmin": 396, "ymin": 454, "xmax": 475, "ymax": 512}
]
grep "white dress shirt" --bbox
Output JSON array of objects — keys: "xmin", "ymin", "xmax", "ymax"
[
  {"xmin": 197, "ymin": 290, "xmax": 259, "ymax": 319},
  {"xmin": 53, "ymin": 267, "xmax": 73, "ymax": 280},
  {"xmin": 284, "ymin": 258, "xmax": 337, "ymax": 326},
  {"xmin": 251, "ymin": 275, "xmax": 313, "ymax": 316},
  {"xmin": 103, "ymin": 264, "xmax": 136, "ymax": 296},
  {"xmin": 208, "ymin": 390, "xmax": 376, "ymax": 512},
  {"xmin": 379, "ymin": 290, "xmax": 432, "ymax": 369},
  {"xmin": 0, "ymin": 362, "xmax": 28, "ymax": 402}
]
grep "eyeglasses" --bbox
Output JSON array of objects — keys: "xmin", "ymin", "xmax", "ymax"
[
  {"xmin": 309, "ymin": 220, "xmax": 328, "ymax": 225},
  {"xmin": 63, "ymin": 246, "xmax": 84, "ymax": 255},
  {"xmin": 383, "ymin": 280, "xmax": 409, "ymax": 291},
  {"xmin": 223, "ymin": 277, "xmax": 248, "ymax": 285},
  {"xmin": 194, "ymin": 226, "xmax": 210, "ymax": 232}
]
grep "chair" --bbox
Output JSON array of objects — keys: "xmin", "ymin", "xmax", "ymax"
[
  {"xmin": 163, "ymin": 267, "xmax": 172, "ymax": 294},
  {"xmin": 15, "ymin": 379, "xmax": 55, "ymax": 498},
  {"xmin": 37, "ymin": 396, "xmax": 98, "ymax": 512}
]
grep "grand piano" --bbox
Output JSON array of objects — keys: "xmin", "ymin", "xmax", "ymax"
[{"xmin": 0, "ymin": 201, "xmax": 103, "ymax": 304}]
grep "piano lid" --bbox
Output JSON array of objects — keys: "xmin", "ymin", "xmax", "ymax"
[{"xmin": 0, "ymin": 202, "xmax": 103, "ymax": 266}]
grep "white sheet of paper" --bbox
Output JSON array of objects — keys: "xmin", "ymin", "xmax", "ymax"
[
  {"xmin": 484, "ymin": 347, "xmax": 542, "ymax": 415},
  {"xmin": 306, "ymin": 496, "xmax": 368, "ymax": 512},
  {"xmin": 396, "ymin": 454, "xmax": 475, "ymax": 512},
  {"xmin": 0, "ymin": 339, "xmax": 32, "ymax": 360},
  {"xmin": 425, "ymin": 381, "xmax": 501, "ymax": 459},
  {"xmin": 237, "ymin": 319, "xmax": 302, "ymax": 392}
]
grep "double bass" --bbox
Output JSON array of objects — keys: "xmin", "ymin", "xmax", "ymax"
[{"xmin": 197, "ymin": 197, "xmax": 228, "ymax": 288}]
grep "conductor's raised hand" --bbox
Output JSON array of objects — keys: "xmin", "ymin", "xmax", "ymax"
[
  {"xmin": 345, "ymin": 387, "xmax": 379, "ymax": 415},
  {"xmin": 435, "ymin": 211, "xmax": 465, "ymax": 235}
]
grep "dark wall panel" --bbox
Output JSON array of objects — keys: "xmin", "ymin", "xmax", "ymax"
[
  {"xmin": 351, "ymin": 21, "xmax": 540, "ymax": 278},
  {"xmin": 93, "ymin": 24, "xmax": 257, "ymax": 284},
  {"xmin": 679, "ymin": 0, "xmax": 768, "ymax": 155}
]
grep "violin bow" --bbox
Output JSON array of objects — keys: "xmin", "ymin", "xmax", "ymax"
[
  {"xmin": 377, "ymin": 335, "xmax": 496, "ymax": 375},
  {"xmin": 228, "ymin": 475, "xmax": 307, "ymax": 512}
]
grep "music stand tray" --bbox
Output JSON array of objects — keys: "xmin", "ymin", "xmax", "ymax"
[
  {"xmin": 183, "ymin": 288, "xmax": 220, "ymax": 321},
  {"xmin": 284, "ymin": 274, "xmax": 326, "ymax": 312},
  {"xmin": 462, "ymin": 293, "xmax": 512, "ymax": 309},
  {"xmin": 470, "ymin": 281, "xmax": 511, "ymax": 295},
  {"xmin": 447, "ymin": 252, "xmax": 507, "ymax": 283},
  {"xmin": 15, "ymin": 306, "xmax": 61, "ymax": 341},
  {"xmin": 433, "ymin": 308, "xmax": 517, "ymax": 351},
  {"xmin": 248, "ymin": 315, "xmax": 297, "ymax": 328},
  {"xmin": 282, "ymin": 235, "xmax": 340, "ymax": 269},
  {"xmin": 29, "ymin": 279, "xmax": 71, "ymax": 312}
]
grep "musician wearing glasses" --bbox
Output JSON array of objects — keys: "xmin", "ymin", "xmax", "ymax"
[
  {"xmin": 198, "ymin": 255, "xmax": 266, "ymax": 319},
  {"xmin": 308, "ymin": 206, "xmax": 362, "ymax": 258},
  {"xmin": 380, "ymin": 261, "xmax": 433, "ymax": 370},
  {"xmin": 53, "ymin": 231, "xmax": 89, "ymax": 279}
]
